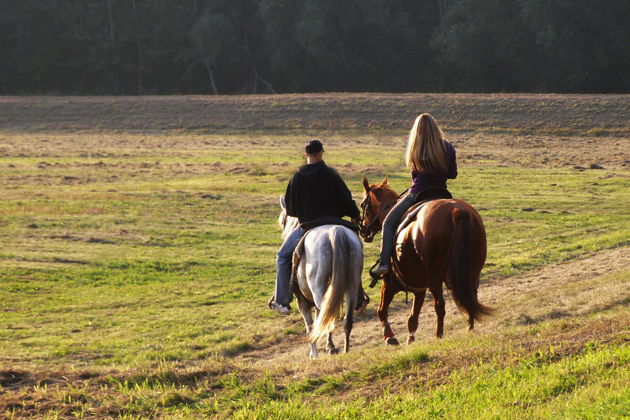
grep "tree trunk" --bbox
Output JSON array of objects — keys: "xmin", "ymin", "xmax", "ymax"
[
  {"xmin": 130, "ymin": 0, "xmax": 143, "ymax": 94},
  {"xmin": 107, "ymin": 0, "xmax": 114, "ymax": 42},
  {"xmin": 205, "ymin": 59, "xmax": 218, "ymax": 95},
  {"xmin": 252, "ymin": 67, "xmax": 276, "ymax": 94},
  {"xmin": 80, "ymin": 0, "xmax": 88, "ymax": 35},
  {"xmin": 333, "ymin": 26, "xmax": 350, "ymax": 90},
  {"xmin": 107, "ymin": 0, "xmax": 118, "ymax": 93},
  {"xmin": 437, "ymin": 0, "xmax": 449, "ymax": 21},
  {"xmin": 238, "ymin": 27, "xmax": 276, "ymax": 94}
]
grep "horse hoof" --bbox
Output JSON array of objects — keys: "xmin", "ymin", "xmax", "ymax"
[
  {"xmin": 328, "ymin": 347, "xmax": 340, "ymax": 355},
  {"xmin": 385, "ymin": 337, "xmax": 399, "ymax": 346},
  {"xmin": 309, "ymin": 352, "xmax": 317, "ymax": 359},
  {"xmin": 406, "ymin": 336, "xmax": 415, "ymax": 345}
]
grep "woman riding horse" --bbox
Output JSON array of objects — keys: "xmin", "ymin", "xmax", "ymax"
[
  {"xmin": 370, "ymin": 113, "xmax": 457, "ymax": 279},
  {"xmin": 360, "ymin": 113, "xmax": 491, "ymax": 344}
]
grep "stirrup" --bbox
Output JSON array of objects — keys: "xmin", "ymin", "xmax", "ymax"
[
  {"xmin": 368, "ymin": 260, "xmax": 380, "ymax": 278},
  {"xmin": 368, "ymin": 260, "xmax": 388, "ymax": 288}
]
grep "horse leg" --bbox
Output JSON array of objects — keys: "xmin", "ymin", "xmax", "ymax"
[
  {"xmin": 343, "ymin": 305, "xmax": 353, "ymax": 353},
  {"xmin": 377, "ymin": 280, "xmax": 398, "ymax": 345},
  {"xmin": 431, "ymin": 283, "xmax": 446, "ymax": 339},
  {"xmin": 407, "ymin": 290, "xmax": 426, "ymax": 345},
  {"xmin": 298, "ymin": 298, "xmax": 318, "ymax": 358},
  {"xmin": 326, "ymin": 333, "xmax": 339, "ymax": 355},
  {"xmin": 343, "ymin": 246, "xmax": 361, "ymax": 354}
]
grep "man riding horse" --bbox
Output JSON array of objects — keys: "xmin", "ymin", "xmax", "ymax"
[{"xmin": 269, "ymin": 139, "xmax": 368, "ymax": 315}]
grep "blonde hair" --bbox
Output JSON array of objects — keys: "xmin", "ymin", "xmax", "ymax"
[{"xmin": 405, "ymin": 113, "xmax": 448, "ymax": 173}]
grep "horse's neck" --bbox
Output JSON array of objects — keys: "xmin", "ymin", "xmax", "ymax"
[
  {"xmin": 383, "ymin": 188, "xmax": 399, "ymax": 203},
  {"xmin": 378, "ymin": 188, "xmax": 400, "ymax": 216}
]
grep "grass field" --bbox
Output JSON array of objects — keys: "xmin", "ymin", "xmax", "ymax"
[{"xmin": 1, "ymin": 94, "xmax": 629, "ymax": 418}]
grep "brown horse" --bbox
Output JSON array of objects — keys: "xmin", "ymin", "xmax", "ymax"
[{"xmin": 359, "ymin": 176, "xmax": 492, "ymax": 345}]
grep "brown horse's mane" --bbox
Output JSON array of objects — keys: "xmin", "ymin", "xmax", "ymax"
[{"xmin": 367, "ymin": 181, "xmax": 399, "ymax": 203}]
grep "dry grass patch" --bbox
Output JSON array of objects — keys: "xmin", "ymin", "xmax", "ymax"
[{"xmin": 1, "ymin": 94, "xmax": 629, "ymax": 136}]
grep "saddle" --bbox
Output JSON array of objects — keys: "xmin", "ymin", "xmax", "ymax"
[
  {"xmin": 389, "ymin": 194, "xmax": 453, "ymax": 292},
  {"xmin": 396, "ymin": 201, "xmax": 430, "ymax": 236},
  {"xmin": 300, "ymin": 216, "xmax": 358, "ymax": 232},
  {"xmin": 396, "ymin": 189, "xmax": 453, "ymax": 235}
]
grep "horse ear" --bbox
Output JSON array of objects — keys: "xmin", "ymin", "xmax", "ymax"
[
  {"xmin": 279, "ymin": 195, "xmax": 286, "ymax": 210},
  {"xmin": 362, "ymin": 176, "xmax": 370, "ymax": 192},
  {"xmin": 382, "ymin": 175, "xmax": 388, "ymax": 185}
]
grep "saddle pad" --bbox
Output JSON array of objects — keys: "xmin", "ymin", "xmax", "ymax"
[{"xmin": 290, "ymin": 233, "xmax": 308, "ymax": 287}]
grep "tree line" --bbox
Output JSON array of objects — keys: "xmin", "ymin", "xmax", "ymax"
[{"xmin": 1, "ymin": 0, "xmax": 628, "ymax": 95}]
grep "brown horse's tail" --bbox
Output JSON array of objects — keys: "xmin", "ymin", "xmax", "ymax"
[
  {"xmin": 308, "ymin": 227, "xmax": 355, "ymax": 343},
  {"xmin": 446, "ymin": 208, "xmax": 492, "ymax": 321}
]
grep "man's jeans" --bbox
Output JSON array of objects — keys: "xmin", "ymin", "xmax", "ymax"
[{"xmin": 275, "ymin": 227, "xmax": 305, "ymax": 306}]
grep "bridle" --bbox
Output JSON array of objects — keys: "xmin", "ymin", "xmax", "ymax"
[
  {"xmin": 358, "ymin": 185, "xmax": 409, "ymax": 289},
  {"xmin": 358, "ymin": 191, "xmax": 389, "ymax": 242},
  {"xmin": 357, "ymin": 187, "xmax": 409, "ymax": 243}
]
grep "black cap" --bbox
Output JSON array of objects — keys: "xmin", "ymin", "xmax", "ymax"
[{"xmin": 305, "ymin": 139, "xmax": 324, "ymax": 154}]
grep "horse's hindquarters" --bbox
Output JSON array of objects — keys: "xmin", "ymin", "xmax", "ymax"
[
  {"xmin": 294, "ymin": 225, "xmax": 363, "ymax": 354},
  {"xmin": 385, "ymin": 199, "xmax": 490, "ymax": 341},
  {"xmin": 417, "ymin": 200, "xmax": 486, "ymax": 272}
]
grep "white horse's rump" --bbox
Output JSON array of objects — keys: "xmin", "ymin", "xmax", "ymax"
[
  {"xmin": 296, "ymin": 225, "xmax": 363, "ymax": 342},
  {"xmin": 279, "ymin": 197, "xmax": 363, "ymax": 358}
]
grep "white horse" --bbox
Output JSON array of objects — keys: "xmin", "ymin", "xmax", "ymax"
[{"xmin": 279, "ymin": 197, "xmax": 363, "ymax": 358}]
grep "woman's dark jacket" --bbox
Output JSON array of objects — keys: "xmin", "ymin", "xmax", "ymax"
[
  {"xmin": 285, "ymin": 160, "xmax": 360, "ymax": 224},
  {"xmin": 409, "ymin": 141, "xmax": 458, "ymax": 195}
]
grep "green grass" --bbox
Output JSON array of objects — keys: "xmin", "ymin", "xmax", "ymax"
[
  {"xmin": 2, "ymin": 163, "xmax": 627, "ymax": 369},
  {"xmin": 227, "ymin": 341, "xmax": 629, "ymax": 419},
  {"xmin": 1, "ymin": 95, "xmax": 629, "ymax": 418},
  {"xmin": 7, "ymin": 307, "xmax": 623, "ymax": 419}
]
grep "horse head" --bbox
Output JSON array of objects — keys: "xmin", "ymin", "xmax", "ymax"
[{"xmin": 358, "ymin": 175, "xmax": 399, "ymax": 242}]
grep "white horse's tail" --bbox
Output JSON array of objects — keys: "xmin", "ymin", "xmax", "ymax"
[{"xmin": 308, "ymin": 227, "xmax": 353, "ymax": 343}]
